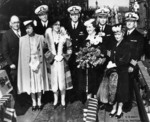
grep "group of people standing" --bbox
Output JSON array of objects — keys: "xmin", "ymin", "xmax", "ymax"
[{"xmin": 1, "ymin": 4, "xmax": 144, "ymax": 119}]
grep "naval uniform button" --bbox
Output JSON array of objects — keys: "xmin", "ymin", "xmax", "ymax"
[
  {"xmin": 75, "ymin": 46, "xmax": 77, "ymax": 48},
  {"xmin": 76, "ymin": 39, "xmax": 78, "ymax": 41}
]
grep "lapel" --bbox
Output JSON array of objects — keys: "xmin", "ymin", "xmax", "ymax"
[{"xmin": 10, "ymin": 29, "xmax": 19, "ymax": 39}]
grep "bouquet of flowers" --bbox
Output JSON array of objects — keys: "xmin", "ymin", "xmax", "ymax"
[{"xmin": 76, "ymin": 37, "xmax": 104, "ymax": 69}]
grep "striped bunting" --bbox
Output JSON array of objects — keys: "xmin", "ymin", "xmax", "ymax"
[{"xmin": 83, "ymin": 98, "xmax": 98, "ymax": 122}]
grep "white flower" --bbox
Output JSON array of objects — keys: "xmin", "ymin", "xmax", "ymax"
[{"xmin": 93, "ymin": 35, "xmax": 102, "ymax": 45}]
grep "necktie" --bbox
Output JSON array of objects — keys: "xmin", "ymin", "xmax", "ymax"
[
  {"xmin": 74, "ymin": 23, "xmax": 76, "ymax": 29},
  {"xmin": 16, "ymin": 31, "xmax": 20, "ymax": 37},
  {"xmin": 127, "ymin": 31, "xmax": 130, "ymax": 36}
]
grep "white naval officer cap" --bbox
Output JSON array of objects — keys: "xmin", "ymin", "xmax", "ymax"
[
  {"xmin": 125, "ymin": 12, "xmax": 139, "ymax": 21},
  {"xmin": 67, "ymin": 5, "xmax": 81, "ymax": 15},
  {"xmin": 35, "ymin": 5, "xmax": 49, "ymax": 15}
]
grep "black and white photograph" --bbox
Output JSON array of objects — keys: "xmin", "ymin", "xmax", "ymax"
[{"xmin": 0, "ymin": 0, "xmax": 150, "ymax": 122}]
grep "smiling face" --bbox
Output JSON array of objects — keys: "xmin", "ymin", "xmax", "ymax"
[
  {"xmin": 126, "ymin": 20, "xmax": 136, "ymax": 30},
  {"xmin": 114, "ymin": 31, "xmax": 124, "ymax": 42},
  {"xmin": 86, "ymin": 24, "xmax": 95, "ymax": 35},
  {"xmin": 97, "ymin": 16, "xmax": 108, "ymax": 26},
  {"xmin": 26, "ymin": 24, "xmax": 34, "ymax": 36},
  {"xmin": 70, "ymin": 13, "xmax": 80, "ymax": 23},
  {"xmin": 38, "ymin": 13, "xmax": 48, "ymax": 22},
  {"xmin": 10, "ymin": 16, "xmax": 20, "ymax": 31},
  {"xmin": 52, "ymin": 21, "xmax": 61, "ymax": 33}
]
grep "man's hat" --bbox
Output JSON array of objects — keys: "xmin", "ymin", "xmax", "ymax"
[
  {"xmin": 67, "ymin": 6, "xmax": 81, "ymax": 14},
  {"xmin": 95, "ymin": 6, "xmax": 110, "ymax": 17},
  {"xmin": 35, "ymin": 5, "xmax": 48, "ymax": 15},
  {"xmin": 84, "ymin": 19, "xmax": 95, "ymax": 26},
  {"xmin": 125, "ymin": 12, "xmax": 139, "ymax": 21}
]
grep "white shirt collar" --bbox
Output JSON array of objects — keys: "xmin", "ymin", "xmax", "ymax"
[
  {"xmin": 127, "ymin": 28, "xmax": 135, "ymax": 35},
  {"xmin": 41, "ymin": 20, "xmax": 48, "ymax": 27},
  {"xmin": 12, "ymin": 29, "xmax": 21, "ymax": 37},
  {"xmin": 71, "ymin": 21, "xmax": 78, "ymax": 29},
  {"xmin": 99, "ymin": 24, "xmax": 106, "ymax": 31}
]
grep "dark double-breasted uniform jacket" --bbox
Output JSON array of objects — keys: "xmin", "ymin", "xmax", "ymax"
[
  {"xmin": 110, "ymin": 40, "xmax": 131, "ymax": 102},
  {"xmin": 35, "ymin": 19, "xmax": 51, "ymax": 35},
  {"xmin": 65, "ymin": 21, "xmax": 86, "ymax": 70},
  {"xmin": 96, "ymin": 24, "xmax": 115, "ymax": 51},
  {"xmin": 124, "ymin": 29, "xmax": 144, "ymax": 68}
]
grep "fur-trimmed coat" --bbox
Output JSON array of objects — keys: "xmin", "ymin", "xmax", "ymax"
[{"xmin": 45, "ymin": 28, "xmax": 73, "ymax": 92}]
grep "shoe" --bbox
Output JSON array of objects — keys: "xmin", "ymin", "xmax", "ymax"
[
  {"xmin": 37, "ymin": 105, "xmax": 43, "ymax": 111},
  {"xmin": 32, "ymin": 106, "xmax": 37, "ymax": 111},
  {"xmin": 109, "ymin": 111, "xmax": 117, "ymax": 118},
  {"xmin": 53, "ymin": 103, "xmax": 59, "ymax": 109},
  {"xmin": 115, "ymin": 112, "xmax": 123, "ymax": 119},
  {"xmin": 62, "ymin": 104, "xmax": 66, "ymax": 110}
]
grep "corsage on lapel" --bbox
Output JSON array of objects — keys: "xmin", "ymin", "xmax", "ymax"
[{"xmin": 79, "ymin": 31, "xmax": 84, "ymax": 35}]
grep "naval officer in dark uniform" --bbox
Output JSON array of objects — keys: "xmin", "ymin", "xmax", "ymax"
[
  {"xmin": 34, "ymin": 5, "xmax": 51, "ymax": 35},
  {"xmin": 64, "ymin": 5, "xmax": 86, "ymax": 103},
  {"xmin": 124, "ymin": 12, "xmax": 144, "ymax": 111}
]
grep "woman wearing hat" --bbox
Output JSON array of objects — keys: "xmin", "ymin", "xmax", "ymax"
[
  {"xmin": 45, "ymin": 18, "xmax": 73, "ymax": 109},
  {"xmin": 77, "ymin": 18, "xmax": 106, "ymax": 102},
  {"xmin": 108, "ymin": 24, "xmax": 131, "ymax": 119},
  {"xmin": 17, "ymin": 20, "xmax": 49, "ymax": 111}
]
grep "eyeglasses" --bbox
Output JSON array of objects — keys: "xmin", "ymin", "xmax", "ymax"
[
  {"xmin": 70, "ymin": 13, "xmax": 79, "ymax": 16},
  {"xmin": 12, "ymin": 21, "xmax": 20, "ymax": 24}
]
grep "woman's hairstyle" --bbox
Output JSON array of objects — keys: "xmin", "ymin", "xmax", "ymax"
[{"xmin": 50, "ymin": 17, "xmax": 62, "ymax": 27}]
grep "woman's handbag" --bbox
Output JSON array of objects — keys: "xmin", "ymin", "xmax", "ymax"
[
  {"xmin": 97, "ymin": 72, "xmax": 109, "ymax": 103},
  {"xmin": 44, "ymin": 50, "xmax": 55, "ymax": 64},
  {"xmin": 108, "ymin": 71, "xmax": 118, "ymax": 104}
]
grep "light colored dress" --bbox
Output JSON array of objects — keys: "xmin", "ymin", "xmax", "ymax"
[
  {"xmin": 18, "ymin": 34, "xmax": 50, "ymax": 95},
  {"xmin": 45, "ymin": 28, "xmax": 73, "ymax": 92},
  {"xmin": 29, "ymin": 36, "xmax": 44, "ymax": 93}
]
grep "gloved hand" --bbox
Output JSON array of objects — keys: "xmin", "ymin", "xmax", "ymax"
[
  {"xmin": 107, "ymin": 61, "xmax": 116, "ymax": 69},
  {"xmin": 55, "ymin": 55, "xmax": 63, "ymax": 62}
]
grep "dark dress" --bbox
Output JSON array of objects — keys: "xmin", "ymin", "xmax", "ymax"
[
  {"xmin": 77, "ymin": 34, "xmax": 106, "ymax": 101},
  {"xmin": 110, "ymin": 39, "xmax": 131, "ymax": 103}
]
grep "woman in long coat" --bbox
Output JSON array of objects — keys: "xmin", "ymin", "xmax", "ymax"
[
  {"xmin": 45, "ymin": 18, "xmax": 72, "ymax": 109},
  {"xmin": 108, "ymin": 24, "xmax": 131, "ymax": 119},
  {"xmin": 17, "ymin": 20, "xmax": 49, "ymax": 111}
]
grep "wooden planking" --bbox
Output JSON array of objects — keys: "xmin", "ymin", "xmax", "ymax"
[
  {"xmin": 17, "ymin": 107, "xmax": 41, "ymax": 122},
  {"xmin": 104, "ymin": 106, "xmax": 141, "ymax": 122},
  {"xmin": 16, "ymin": 102, "xmax": 141, "ymax": 122}
]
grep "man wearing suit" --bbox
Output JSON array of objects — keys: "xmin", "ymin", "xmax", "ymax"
[
  {"xmin": 2, "ymin": 15, "xmax": 24, "ymax": 96},
  {"xmin": 65, "ymin": 6, "xmax": 86, "ymax": 103},
  {"xmin": 124, "ymin": 12, "xmax": 144, "ymax": 111},
  {"xmin": 34, "ymin": 5, "xmax": 51, "ymax": 35}
]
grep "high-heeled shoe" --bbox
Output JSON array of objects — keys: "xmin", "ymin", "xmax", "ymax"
[
  {"xmin": 32, "ymin": 106, "xmax": 37, "ymax": 111},
  {"xmin": 62, "ymin": 104, "xmax": 66, "ymax": 110},
  {"xmin": 109, "ymin": 111, "xmax": 117, "ymax": 118},
  {"xmin": 115, "ymin": 112, "xmax": 123, "ymax": 119},
  {"xmin": 53, "ymin": 103, "xmax": 59, "ymax": 109},
  {"xmin": 37, "ymin": 105, "xmax": 43, "ymax": 111}
]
